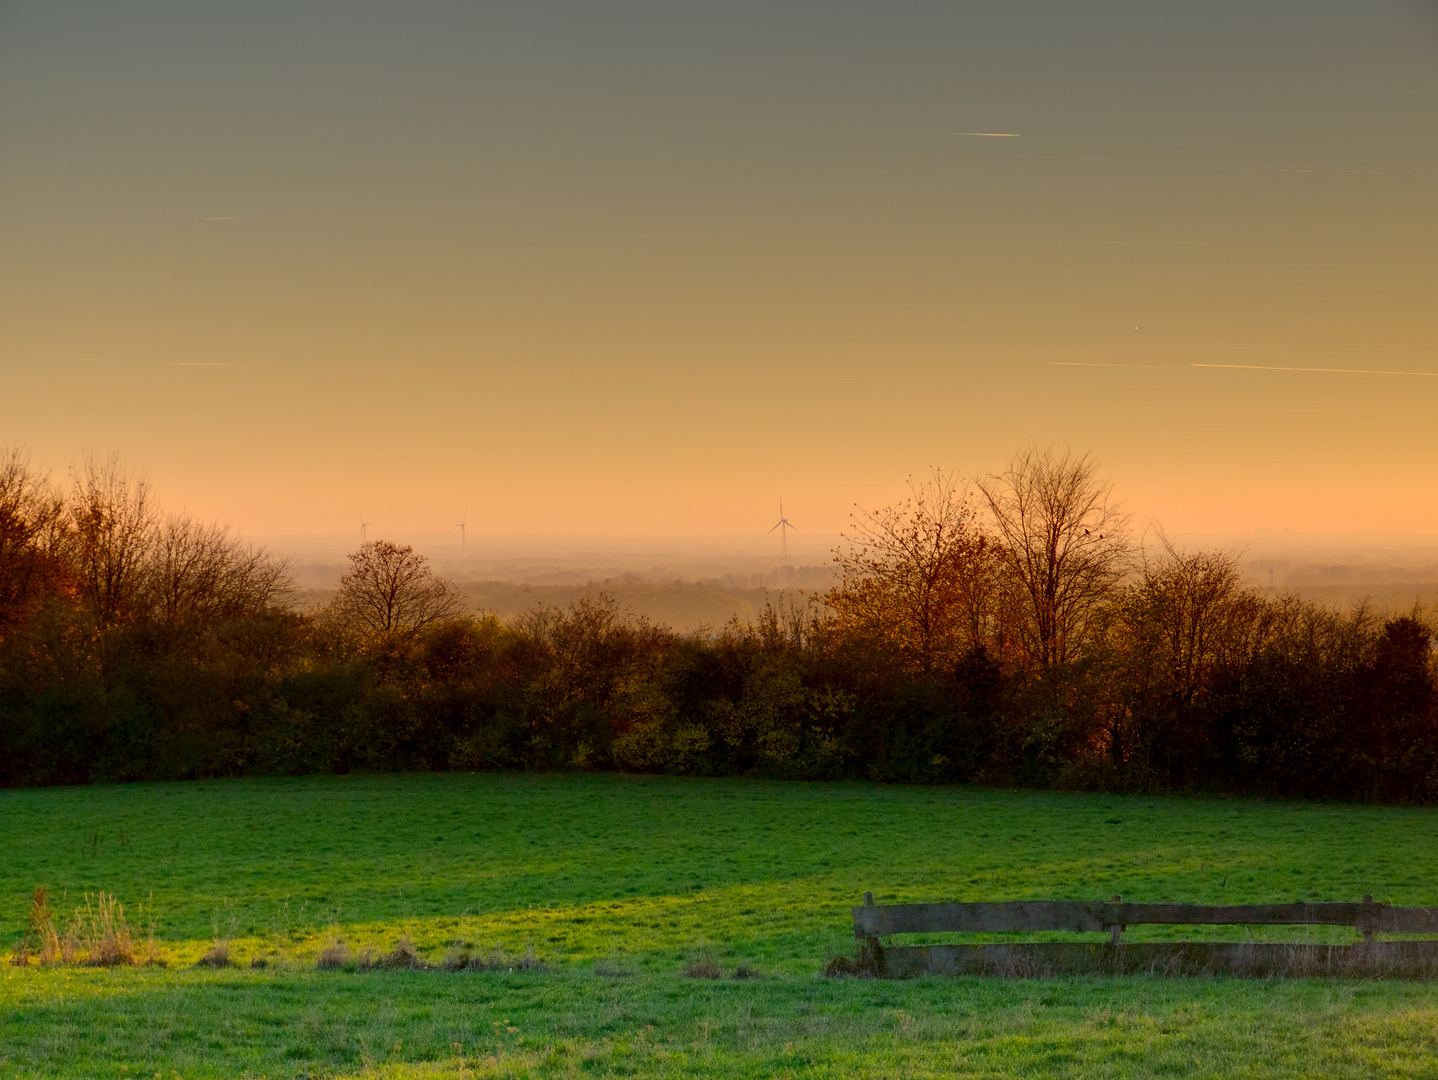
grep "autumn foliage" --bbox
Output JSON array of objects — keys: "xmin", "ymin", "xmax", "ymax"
[{"xmin": 1, "ymin": 446, "xmax": 1435, "ymax": 803}]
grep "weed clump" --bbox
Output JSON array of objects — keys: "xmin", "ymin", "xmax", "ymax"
[
  {"xmin": 442, "ymin": 943, "xmax": 547, "ymax": 973},
  {"xmin": 732, "ymin": 963, "xmax": 761, "ymax": 979},
  {"xmin": 316, "ymin": 940, "xmax": 352, "ymax": 970},
  {"xmin": 72, "ymin": 892, "xmax": 162, "ymax": 967},
  {"xmin": 10, "ymin": 888, "xmax": 60, "ymax": 967},
  {"xmin": 374, "ymin": 936, "xmax": 430, "ymax": 970},
  {"xmin": 12, "ymin": 889, "xmax": 163, "ymax": 968},
  {"xmin": 683, "ymin": 952, "xmax": 722, "ymax": 979},
  {"xmin": 822, "ymin": 953, "xmax": 878, "ymax": 978},
  {"xmin": 195, "ymin": 941, "xmax": 235, "ymax": 968}
]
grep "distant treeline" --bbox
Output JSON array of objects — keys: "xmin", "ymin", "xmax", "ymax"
[{"xmin": 2, "ymin": 448, "xmax": 1435, "ymax": 802}]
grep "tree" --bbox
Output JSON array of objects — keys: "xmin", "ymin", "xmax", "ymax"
[
  {"xmin": 1104, "ymin": 541, "xmax": 1259, "ymax": 773},
  {"xmin": 826, "ymin": 470, "xmax": 1003, "ymax": 673},
  {"xmin": 1116, "ymin": 541, "xmax": 1252, "ymax": 705},
  {"xmin": 0, "ymin": 447, "xmax": 70, "ymax": 639},
  {"xmin": 143, "ymin": 515, "xmax": 292, "ymax": 627},
  {"xmin": 330, "ymin": 540, "xmax": 464, "ymax": 638},
  {"xmin": 978, "ymin": 446, "xmax": 1129, "ymax": 670},
  {"xmin": 66, "ymin": 453, "xmax": 155, "ymax": 627}
]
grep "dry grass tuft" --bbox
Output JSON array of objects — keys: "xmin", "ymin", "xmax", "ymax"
[
  {"xmin": 821, "ymin": 953, "xmax": 868, "ymax": 978},
  {"xmin": 316, "ymin": 940, "xmax": 353, "ymax": 970},
  {"xmin": 510, "ymin": 943, "xmax": 549, "ymax": 972},
  {"xmin": 442, "ymin": 943, "xmax": 548, "ymax": 973},
  {"xmin": 822, "ymin": 936, "xmax": 884, "ymax": 978},
  {"xmin": 10, "ymin": 887, "xmax": 61, "ymax": 967},
  {"xmin": 69, "ymin": 892, "xmax": 162, "ymax": 967},
  {"xmin": 195, "ymin": 941, "xmax": 235, "ymax": 968},
  {"xmin": 822, "ymin": 942, "xmax": 884, "ymax": 978},
  {"xmin": 374, "ymin": 936, "xmax": 430, "ymax": 970},
  {"xmin": 732, "ymin": 963, "xmax": 761, "ymax": 979},
  {"xmin": 683, "ymin": 952, "xmax": 722, "ymax": 979}
]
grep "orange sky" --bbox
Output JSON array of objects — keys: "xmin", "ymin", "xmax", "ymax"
[{"xmin": 2, "ymin": 1, "xmax": 1436, "ymax": 541}]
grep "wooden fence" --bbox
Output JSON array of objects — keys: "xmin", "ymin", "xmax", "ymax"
[{"xmin": 847, "ymin": 892, "xmax": 1438, "ymax": 978}]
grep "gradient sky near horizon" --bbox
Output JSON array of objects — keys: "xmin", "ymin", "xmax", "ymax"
[{"xmin": 2, "ymin": 0, "xmax": 1436, "ymax": 539}]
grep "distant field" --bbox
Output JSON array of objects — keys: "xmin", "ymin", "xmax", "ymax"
[
  {"xmin": 290, "ymin": 579, "xmax": 824, "ymax": 634},
  {"xmin": 3, "ymin": 773, "xmax": 1438, "ymax": 1078}
]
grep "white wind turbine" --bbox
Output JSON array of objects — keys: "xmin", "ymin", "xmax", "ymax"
[
  {"xmin": 455, "ymin": 511, "xmax": 467, "ymax": 555},
  {"xmin": 358, "ymin": 514, "xmax": 372, "ymax": 545},
  {"xmin": 768, "ymin": 499, "xmax": 795, "ymax": 560}
]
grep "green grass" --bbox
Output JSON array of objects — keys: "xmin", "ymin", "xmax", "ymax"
[{"xmin": 2, "ymin": 772, "xmax": 1437, "ymax": 1078}]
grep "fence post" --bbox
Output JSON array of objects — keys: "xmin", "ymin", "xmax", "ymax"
[
  {"xmin": 1109, "ymin": 894, "xmax": 1123, "ymax": 945},
  {"xmin": 857, "ymin": 892, "xmax": 882, "ymax": 974}
]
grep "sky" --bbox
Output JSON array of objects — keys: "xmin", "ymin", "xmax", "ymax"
[{"xmin": 2, "ymin": 0, "xmax": 1436, "ymax": 543}]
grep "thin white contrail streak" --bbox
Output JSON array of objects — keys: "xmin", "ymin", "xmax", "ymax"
[
  {"xmin": 1194, "ymin": 363, "xmax": 1437, "ymax": 377},
  {"xmin": 1074, "ymin": 156, "xmax": 1438, "ymax": 177},
  {"xmin": 1080, "ymin": 239, "xmax": 1209, "ymax": 246},
  {"xmin": 1055, "ymin": 362, "xmax": 1438, "ymax": 377},
  {"xmin": 1052, "ymin": 362, "xmax": 1178, "ymax": 370}
]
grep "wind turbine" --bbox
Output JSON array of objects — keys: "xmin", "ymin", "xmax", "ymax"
[
  {"xmin": 359, "ymin": 514, "xmax": 371, "ymax": 545},
  {"xmin": 455, "ymin": 511, "xmax": 467, "ymax": 555},
  {"xmin": 768, "ymin": 500, "xmax": 795, "ymax": 561}
]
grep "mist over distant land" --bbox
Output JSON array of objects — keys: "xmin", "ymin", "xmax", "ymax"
[
  {"xmin": 265, "ymin": 528, "xmax": 1438, "ymax": 634},
  {"xmin": 271, "ymin": 532, "xmax": 842, "ymax": 632}
]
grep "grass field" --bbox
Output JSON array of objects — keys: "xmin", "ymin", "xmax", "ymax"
[{"xmin": 3, "ymin": 772, "xmax": 1438, "ymax": 1078}]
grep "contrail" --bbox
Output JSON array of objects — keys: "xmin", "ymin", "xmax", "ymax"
[
  {"xmin": 1194, "ymin": 363, "xmax": 1437, "ymax": 377},
  {"xmin": 1080, "ymin": 239, "xmax": 1209, "ymax": 246},
  {"xmin": 1055, "ymin": 361, "xmax": 1438, "ymax": 378},
  {"xmin": 1074, "ymin": 155, "xmax": 1438, "ymax": 177},
  {"xmin": 1053, "ymin": 362, "xmax": 1178, "ymax": 370}
]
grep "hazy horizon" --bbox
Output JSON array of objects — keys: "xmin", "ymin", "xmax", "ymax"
[{"xmin": 264, "ymin": 523, "xmax": 1438, "ymax": 624}]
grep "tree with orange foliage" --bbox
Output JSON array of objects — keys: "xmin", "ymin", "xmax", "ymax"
[
  {"xmin": 825, "ymin": 470, "xmax": 1004, "ymax": 674},
  {"xmin": 0, "ymin": 447, "xmax": 71, "ymax": 639}
]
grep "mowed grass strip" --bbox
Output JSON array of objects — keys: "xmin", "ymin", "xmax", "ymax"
[{"xmin": 3, "ymin": 772, "xmax": 1438, "ymax": 1078}]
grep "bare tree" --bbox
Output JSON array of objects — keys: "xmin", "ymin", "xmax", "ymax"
[
  {"xmin": 67, "ymin": 453, "xmax": 155, "ymax": 627},
  {"xmin": 1118, "ymin": 539, "xmax": 1254, "ymax": 704},
  {"xmin": 144, "ymin": 515, "xmax": 292, "ymax": 626},
  {"xmin": 978, "ymin": 446, "xmax": 1130, "ymax": 670},
  {"xmin": 0, "ymin": 447, "xmax": 69, "ymax": 638},
  {"xmin": 330, "ymin": 540, "xmax": 464, "ymax": 638},
  {"xmin": 827, "ymin": 470, "xmax": 1003, "ymax": 672}
]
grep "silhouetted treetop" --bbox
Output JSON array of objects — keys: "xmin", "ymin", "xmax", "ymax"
[{"xmin": 330, "ymin": 539, "xmax": 464, "ymax": 638}]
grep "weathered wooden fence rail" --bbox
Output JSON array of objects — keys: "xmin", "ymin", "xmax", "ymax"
[{"xmin": 847, "ymin": 892, "xmax": 1438, "ymax": 978}]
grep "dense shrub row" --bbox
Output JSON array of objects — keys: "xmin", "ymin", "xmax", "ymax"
[
  {"xmin": 2, "ymin": 448, "xmax": 1435, "ymax": 800},
  {"xmin": 2, "ymin": 590, "xmax": 1434, "ymax": 801}
]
